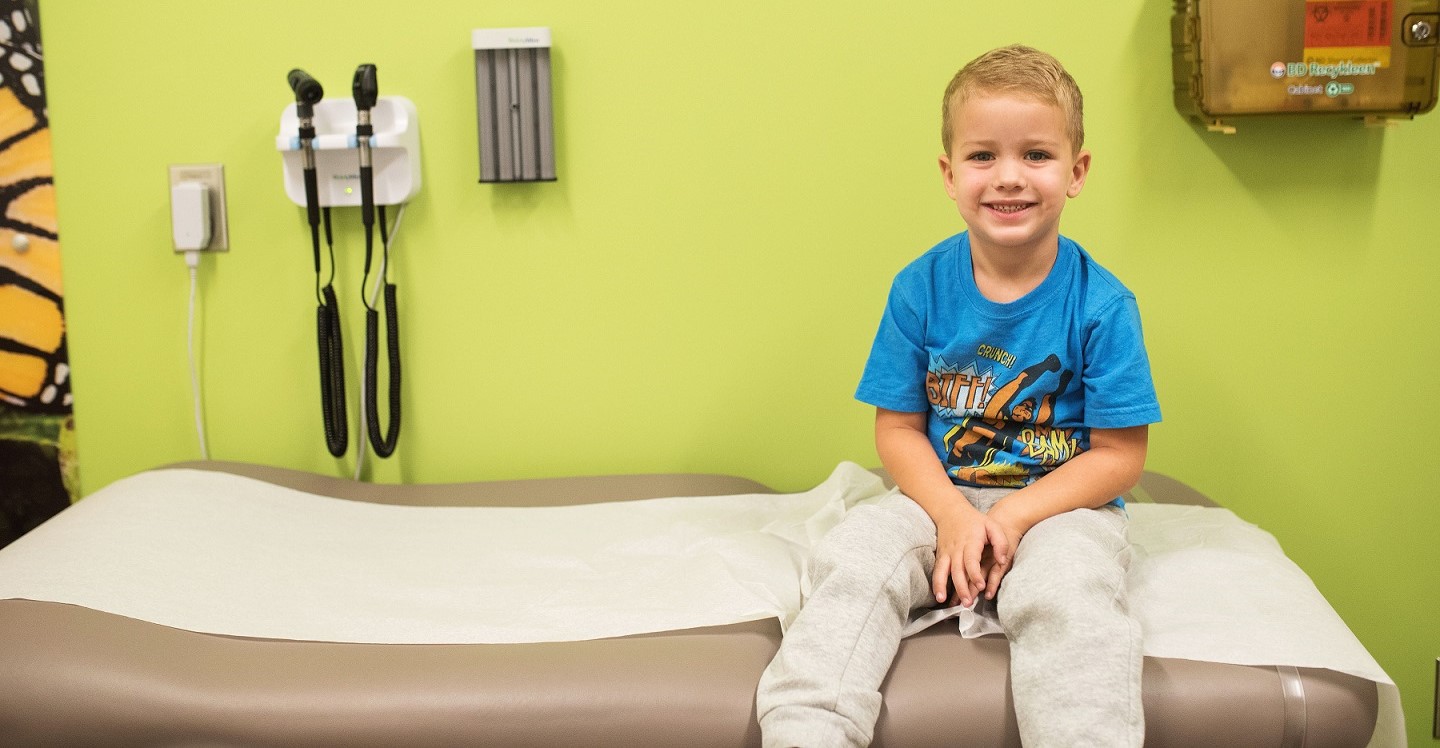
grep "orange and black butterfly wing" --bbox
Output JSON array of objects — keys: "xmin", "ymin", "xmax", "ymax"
[{"xmin": 0, "ymin": 0, "xmax": 74, "ymax": 547}]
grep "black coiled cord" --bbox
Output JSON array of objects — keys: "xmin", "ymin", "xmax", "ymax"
[
  {"xmin": 365, "ymin": 284, "xmax": 401, "ymax": 456},
  {"xmin": 363, "ymin": 203, "xmax": 401, "ymax": 457},
  {"xmin": 316, "ymin": 207, "xmax": 347, "ymax": 457},
  {"xmin": 318, "ymin": 287, "xmax": 347, "ymax": 456}
]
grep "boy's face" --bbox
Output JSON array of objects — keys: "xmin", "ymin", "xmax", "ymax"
[{"xmin": 938, "ymin": 92, "xmax": 1090, "ymax": 260}]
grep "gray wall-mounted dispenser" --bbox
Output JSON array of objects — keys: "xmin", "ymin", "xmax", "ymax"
[{"xmin": 472, "ymin": 27, "xmax": 556, "ymax": 182}]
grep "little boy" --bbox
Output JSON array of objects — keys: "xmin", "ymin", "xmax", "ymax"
[{"xmin": 756, "ymin": 45, "xmax": 1160, "ymax": 747}]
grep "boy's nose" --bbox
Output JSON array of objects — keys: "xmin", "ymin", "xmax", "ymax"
[{"xmin": 992, "ymin": 158, "xmax": 1025, "ymax": 189}]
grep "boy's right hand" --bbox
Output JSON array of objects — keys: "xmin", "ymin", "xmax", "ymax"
[
  {"xmin": 930, "ymin": 501, "xmax": 1012, "ymax": 607},
  {"xmin": 872, "ymin": 407, "xmax": 1015, "ymax": 607}
]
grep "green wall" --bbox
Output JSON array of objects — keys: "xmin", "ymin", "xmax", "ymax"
[{"xmin": 41, "ymin": 1, "xmax": 1439, "ymax": 741}]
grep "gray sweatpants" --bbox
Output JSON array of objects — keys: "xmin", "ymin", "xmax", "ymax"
[{"xmin": 756, "ymin": 487, "xmax": 1143, "ymax": 748}]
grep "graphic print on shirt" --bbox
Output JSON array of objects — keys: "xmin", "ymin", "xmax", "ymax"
[{"xmin": 930, "ymin": 351, "xmax": 1080, "ymax": 488}]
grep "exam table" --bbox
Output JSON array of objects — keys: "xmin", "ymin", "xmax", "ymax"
[{"xmin": 0, "ymin": 462, "xmax": 1387, "ymax": 747}]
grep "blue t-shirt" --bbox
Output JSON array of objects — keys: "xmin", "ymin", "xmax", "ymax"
[{"xmin": 855, "ymin": 232, "xmax": 1161, "ymax": 490}]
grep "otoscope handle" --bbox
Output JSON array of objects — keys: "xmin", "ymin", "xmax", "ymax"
[
  {"xmin": 302, "ymin": 168, "xmax": 321, "ymax": 228},
  {"xmin": 360, "ymin": 167, "xmax": 374, "ymax": 227}
]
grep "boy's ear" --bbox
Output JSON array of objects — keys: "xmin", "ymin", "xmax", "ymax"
[
  {"xmin": 1067, "ymin": 149, "xmax": 1092, "ymax": 198},
  {"xmin": 939, "ymin": 153, "xmax": 958, "ymax": 199}
]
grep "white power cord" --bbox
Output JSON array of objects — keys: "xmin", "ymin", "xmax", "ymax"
[
  {"xmin": 185, "ymin": 250, "xmax": 209, "ymax": 460},
  {"xmin": 353, "ymin": 202, "xmax": 406, "ymax": 480}
]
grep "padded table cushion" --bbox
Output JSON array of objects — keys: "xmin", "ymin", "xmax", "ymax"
[{"xmin": 0, "ymin": 463, "xmax": 1379, "ymax": 747}]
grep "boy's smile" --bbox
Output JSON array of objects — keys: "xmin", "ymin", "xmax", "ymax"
[{"xmin": 939, "ymin": 93, "xmax": 1090, "ymax": 267}]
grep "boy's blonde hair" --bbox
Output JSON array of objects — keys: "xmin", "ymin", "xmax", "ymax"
[{"xmin": 941, "ymin": 45, "xmax": 1084, "ymax": 155}]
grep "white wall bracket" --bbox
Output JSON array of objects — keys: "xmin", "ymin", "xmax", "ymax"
[{"xmin": 276, "ymin": 95, "xmax": 421, "ymax": 207}]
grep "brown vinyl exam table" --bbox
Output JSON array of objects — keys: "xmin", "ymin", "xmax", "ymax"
[{"xmin": 0, "ymin": 461, "xmax": 1383, "ymax": 747}]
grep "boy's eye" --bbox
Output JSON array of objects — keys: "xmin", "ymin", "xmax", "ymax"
[
  {"xmin": 1024, "ymin": 151, "xmax": 1051, "ymax": 162},
  {"xmin": 967, "ymin": 152, "xmax": 994, "ymax": 162}
]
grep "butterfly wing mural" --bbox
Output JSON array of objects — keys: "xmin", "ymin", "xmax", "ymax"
[{"xmin": 0, "ymin": 0, "xmax": 75, "ymax": 548}]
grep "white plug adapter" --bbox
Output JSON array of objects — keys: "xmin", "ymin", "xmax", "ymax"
[{"xmin": 171, "ymin": 181, "xmax": 212, "ymax": 251}]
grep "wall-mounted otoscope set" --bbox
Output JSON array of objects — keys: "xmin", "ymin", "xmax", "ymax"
[
  {"xmin": 272, "ymin": 30, "xmax": 550, "ymax": 463},
  {"xmin": 278, "ymin": 64, "xmax": 420, "ymax": 460}
]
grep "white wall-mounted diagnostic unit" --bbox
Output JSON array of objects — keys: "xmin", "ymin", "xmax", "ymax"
[
  {"xmin": 276, "ymin": 96, "xmax": 421, "ymax": 206},
  {"xmin": 1173, "ymin": 0, "xmax": 1440, "ymax": 132},
  {"xmin": 472, "ymin": 27, "xmax": 556, "ymax": 182}
]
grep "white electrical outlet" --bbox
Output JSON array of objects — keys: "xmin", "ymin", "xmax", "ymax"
[{"xmin": 168, "ymin": 163, "xmax": 228, "ymax": 252}]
